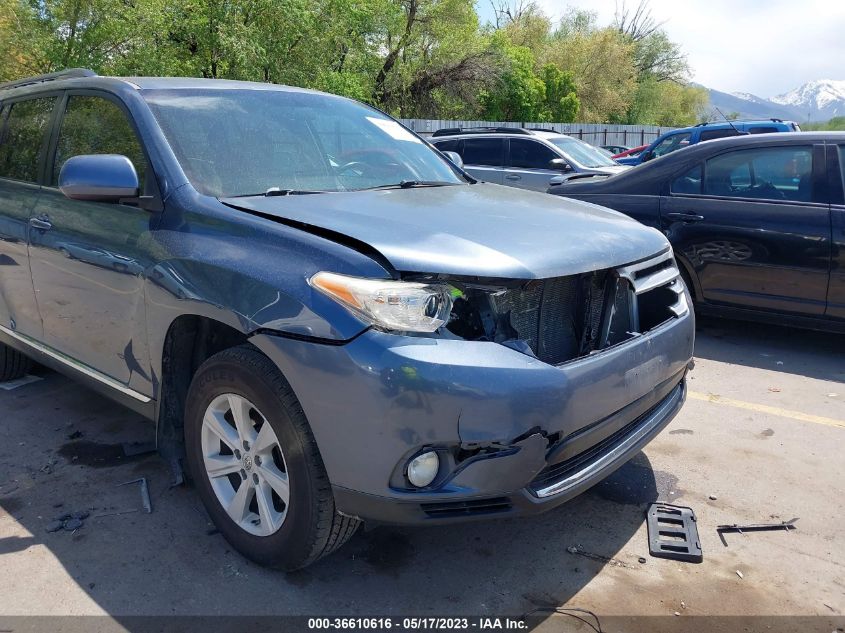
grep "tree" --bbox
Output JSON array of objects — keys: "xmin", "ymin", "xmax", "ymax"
[
  {"xmin": 539, "ymin": 64, "xmax": 578, "ymax": 122},
  {"xmin": 0, "ymin": 1, "xmax": 51, "ymax": 80},
  {"xmin": 546, "ymin": 16, "xmax": 637, "ymax": 122},
  {"xmin": 626, "ymin": 76, "xmax": 707, "ymax": 126},
  {"xmin": 479, "ymin": 36, "xmax": 545, "ymax": 121},
  {"xmin": 0, "ymin": 0, "xmax": 703, "ymax": 126}
]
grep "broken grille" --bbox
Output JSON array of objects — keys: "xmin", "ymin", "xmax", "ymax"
[
  {"xmin": 488, "ymin": 272, "xmax": 608, "ymax": 365},
  {"xmin": 447, "ymin": 249, "xmax": 686, "ymax": 366}
]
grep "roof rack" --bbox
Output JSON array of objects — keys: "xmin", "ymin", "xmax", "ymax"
[
  {"xmin": 526, "ymin": 127, "xmax": 559, "ymax": 133},
  {"xmin": 696, "ymin": 117, "xmax": 791, "ymax": 127},
  {"xmin": 0, "ymin": 68, "xmax": 97, "ymax": 92},
  {"xmin": 431, "ymin": 126, "xmax": 533, "ymax": 137}
]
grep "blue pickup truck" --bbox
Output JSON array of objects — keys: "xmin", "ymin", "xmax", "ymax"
[{"xmin": 617, "ymin": 119, "xmax": 801, "ymax": 166}]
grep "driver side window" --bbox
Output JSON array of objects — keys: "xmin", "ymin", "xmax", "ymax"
[
  {"xmin": 53, "ymin": 95, "xmax": 147, "ymax": 188},
  {"xmin": 704, "ymin": 147, "xmax": 813, "ymax": 202}
]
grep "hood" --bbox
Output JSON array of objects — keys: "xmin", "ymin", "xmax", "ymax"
[{"xmin": 221, "ymin": 183, "xmax": 669, "ymax": 279}]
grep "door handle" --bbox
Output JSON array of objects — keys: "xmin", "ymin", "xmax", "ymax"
[
  {"xmin": 665, "ymin": 212, "xmax": 704, "ymax": 223},
  {"xmin": 505, "ymin": 174, "xmax": 522, "ymax": 181},
  {"xmin": 29, "ymin": 217, "xmax": 52, "ymax": 231}
]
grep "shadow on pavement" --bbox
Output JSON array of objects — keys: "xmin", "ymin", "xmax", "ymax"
[
  {"xmin": 0, "ymin": 368, "xmax": 679, "ymax": 623},
  {"xmin": 694, "ymin": 315, "xmax": 845, "ymax": 383}
]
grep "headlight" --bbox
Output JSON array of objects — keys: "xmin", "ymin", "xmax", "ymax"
[{"xmin": 310, "ymin": 271, "xmax": 453, "ymax": 333}]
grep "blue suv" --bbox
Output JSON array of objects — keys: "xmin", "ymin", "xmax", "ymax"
[
  {"xmin": 617, "ymin": 119, "xmax": 801, "ymax": 166},
  {"xmin": 0, "ymin": 69, "xmax": 694, "ymax": 569}
]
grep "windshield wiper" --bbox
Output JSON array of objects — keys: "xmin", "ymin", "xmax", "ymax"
[
  {"xmin": 362, "ymin": 180, "xmax": 459, "ymax": 191},
  {"xmin": 229, "ymin": 188, "xmax": 325, "ymax": 198}
]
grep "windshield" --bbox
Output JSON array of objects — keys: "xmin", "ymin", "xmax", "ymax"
[
  {"xmin": 143, "ymin": 89, "xmax": 463, "ymax": 197},
  {"xmin": 546, "ymin": 136, "xmax": 618, "ymax": 168}
]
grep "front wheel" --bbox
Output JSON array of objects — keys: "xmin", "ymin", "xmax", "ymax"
[
  {"xmin": 184, "ymin": 345, "xmax": 359, "ymax": 570},
  {"xmin": 0, "ymin": 343, "xmax": 32, "ymax": 381}
]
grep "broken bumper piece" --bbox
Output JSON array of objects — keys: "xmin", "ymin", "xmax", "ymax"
[
  {"xmin": 332, "ymin": 377, "xmax": 685, "ymax": 524},
  {"xmin": 251, "ymin": 308, "xmax": 693, "ymax": 526}
]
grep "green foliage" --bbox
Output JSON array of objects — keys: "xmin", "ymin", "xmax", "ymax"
[
  {"xmin": 546, "ymin": 15, "xmax": 638, "ymax": 122},
  {"xmin": 0, "ymin": 0, "xmax": 703, "ymax": 126},
  {"xmin": 802, "ymin": 116, "xmax": 845, "ymax": 131},
  {"xmin": 625, "ymin": 76, "xmax": 708, "ymax": 126},
  {"xmin": 479, "ymin": 36, "xmax": 545, "ymax": 121},
  {"xmin": 539, "ymin": 64, "xmax": 579, "ymax": 122}
]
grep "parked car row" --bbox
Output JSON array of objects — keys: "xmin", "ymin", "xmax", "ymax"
[
  {"xmin": 0, "ymin": 71, "xmax": 694, "ymax": 569},
  {"xmin": 425, "ymin": 118, "xmax": 841, "ymax": 333},
  {"xmin": 615, "ymin": 119, "xmax": 802, "ymax": 165}
]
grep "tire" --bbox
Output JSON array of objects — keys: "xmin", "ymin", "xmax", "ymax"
[
  {"xmin": 184, "ymin": 344, "xmax": 359, "ymax": 570},
  {"xmin": 0, "ymin": 343, "xmax": 32, "ymax": 382}
]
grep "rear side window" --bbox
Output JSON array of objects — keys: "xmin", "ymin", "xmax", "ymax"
[
  {"xmin": 699, "ymin": 129, "xmax": 740, "ymax": 142},
  {"xmin": 0, "ymin": 97, "xmax": 57, "ymax": 183},
  {"xmin": 509, "ymin": 138, "xmax": 558, "ymax": 169},
  {"xmin": 52, "ymin": 96, "xmax": 147, "ymax": 187},
  {"xmin": 704, "ymin": 146, "xmax": 813, "ymax": 202},
  {"xmin": 461, "ymin": 138, "xmax": 504, "ymax": 167},
  {"xmin": 432, "ymin": 139, "xmax": 459, "ymax": 153},
  {"xmin": 652, "ymin": 132, "xmax": 691, "ymax": 158},
  {"xmin": 670, "ymin": 165, "xmax": 703, "ymax": 195},
  {"xmin": 748, "ymin": 127, "xmax": 779, "ymax": 134}
]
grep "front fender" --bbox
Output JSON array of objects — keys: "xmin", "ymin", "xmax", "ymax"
[{"xmin": 140, "ymin": 187, "xmax": 391, "ymax": 398}]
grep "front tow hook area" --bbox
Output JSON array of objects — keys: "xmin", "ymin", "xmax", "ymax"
[{"xmin": 445, "ymin": 433, "xmax": 548, "ymax": 494}]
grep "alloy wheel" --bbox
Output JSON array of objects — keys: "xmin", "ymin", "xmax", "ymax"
[{"xmin": 201, "ymin": 393, "xmax": 290, "ymax": 536}]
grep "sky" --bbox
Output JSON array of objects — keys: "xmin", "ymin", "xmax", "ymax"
[{"xmin": 476, "ymin": 0, "xmax": 845, "ymax": 98}]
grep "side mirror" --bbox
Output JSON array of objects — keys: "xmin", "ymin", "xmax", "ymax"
[
  {"xmin": 548, "ymin": 158, "xmax": 572, "ymax": 172},
  {"xmin": 442, "ymin": 150, "xmax": 464, "ymax": 170},
  {"xmin": 59, "ymin": 154, "xmax": 139, "ymax": 202}
]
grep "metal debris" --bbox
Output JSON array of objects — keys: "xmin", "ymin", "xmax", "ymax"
[
  {"xmin": 736, "ymin": 570, "xmax": 744, "ymax": 579},
  {"xmin": 717, "ymin": 518, "xmax": 798, "ymax": 545},
  {"xmin": 93, "ymin": 509, "xmax": 138, "ymax": 518},
  {"xmin": 117, "ymin": 477, "xmax": 152, "ymax": 513}
]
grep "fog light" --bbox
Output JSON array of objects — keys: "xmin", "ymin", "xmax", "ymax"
[{"xmin": 407, "ymin": 451, "xmax": 439, "ymax": 488}]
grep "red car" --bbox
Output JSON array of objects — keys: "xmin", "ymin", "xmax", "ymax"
[{"xmin": 612, "ymin": 144, "xmax": 648, "ymax": 160}]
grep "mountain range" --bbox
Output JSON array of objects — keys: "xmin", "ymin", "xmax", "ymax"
[{"xmin": 704, "ymin": 79, "xmax": 845, "ymax": 123}]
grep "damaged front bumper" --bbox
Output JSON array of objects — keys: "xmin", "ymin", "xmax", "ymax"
[{"xmin": 251, "ymin": 307, "xmax": 694, "ymax": 525}]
